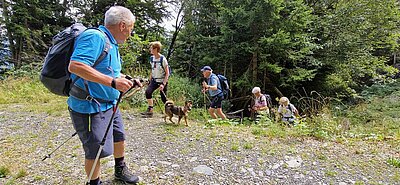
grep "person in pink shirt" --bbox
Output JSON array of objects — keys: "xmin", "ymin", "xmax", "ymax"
[{"xmin": 251, "ymin": 87, "xmax": 270, "ymax": 123}]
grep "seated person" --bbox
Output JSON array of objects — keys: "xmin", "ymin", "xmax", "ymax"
[
  {"xmin": 278, "ymin": 97, "xmax": 299, "ymax": 124},
  {"xmin": 251, "ymin": 87, "xmax": 269, "ymax": 115},
  {"xmin": 250, "ymin": 87, "xmax": 270, "ymax": 122}
]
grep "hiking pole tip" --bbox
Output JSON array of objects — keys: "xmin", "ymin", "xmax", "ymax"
[{"xmin": 42, "ymin": 154, "xmax": 51, "ymax": 161}]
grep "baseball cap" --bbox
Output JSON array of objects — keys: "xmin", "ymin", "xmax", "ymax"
[{"xmin": 201, "ymin": 66, "xmax": 212, "ymax": 72}]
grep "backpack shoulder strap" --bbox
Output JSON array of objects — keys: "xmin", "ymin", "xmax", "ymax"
[
  {"xmin": 159, "ymin": 55, "xmax": 165, "ymax": 71},
  {"xmin": 259, "ymin": 94, "xmax": 265, "ymax": 101},
  {"xmin": 89, "ymin": 28, "xmax": 110, "ymax": 67},
  {"xmin": 215, "ymin": 74, "xmax": 222, "ymax": 90},
  {"xmin": 150, "ymin": 55, "xmax": 166, "ymax": 72},
  {"xmin": 288, "ymin": 103, "xmax": 293, "ymax": 113},
  {"xmin": 70, "ymin": 28, "xmax": 110, "ymax": 90}
]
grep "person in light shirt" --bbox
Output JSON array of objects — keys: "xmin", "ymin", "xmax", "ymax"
[{"xmin": 277, "ymin": 97, "xmax": 299, "ymax": 124}]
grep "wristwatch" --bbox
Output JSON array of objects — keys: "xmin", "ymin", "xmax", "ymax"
[{"xmin": 111, "ymin": 79, "xmax": 116, "ymax": 88}]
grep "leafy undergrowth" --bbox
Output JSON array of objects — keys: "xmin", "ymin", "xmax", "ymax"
[{"xmin": 1, "ymin": 77, "xmax": 399, "ymax": 142}]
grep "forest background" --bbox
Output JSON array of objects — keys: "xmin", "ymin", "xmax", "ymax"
[{"xmin": 1, "ymin": 0, "xmax": 400, "ymax": 134}]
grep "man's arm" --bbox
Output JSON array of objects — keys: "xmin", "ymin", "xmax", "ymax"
[
  {"xmin": 69, "ymin": 61, "xmax": 133, "ymax": 92},
  {"xmin": 291, "ymin": 104, "xmax": 300, "ymax": 117},
  {"xmin": 206, "ymin": 75, "xmax": 218, "ymax": 90}
]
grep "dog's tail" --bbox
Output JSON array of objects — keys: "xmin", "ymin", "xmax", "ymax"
[{"xmin": 165, "ymin": 100, "xmax": 174, "ymax": 108}]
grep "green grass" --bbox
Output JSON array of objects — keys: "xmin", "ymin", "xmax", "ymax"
[
  {"xmin": 243, "ymin": 142, "xmax": 253, "ymax": 150},
  {"xmin": 231, "ymin": 143, "xmax": 240, "ymax": 152},
  {"xmin": 0, "ymin": 77, "xmax": 66, "ymax": 115},
  {"xmin": 15, "ymin": 169, "xmax": 27, "ymax": 179},
  {"xmin": 387, "ymin": 157, "xmax": 400, "ymax": 168},
  {"xmin": 0, "ymin": 166, "xmax": 10, "ymax": 178}
]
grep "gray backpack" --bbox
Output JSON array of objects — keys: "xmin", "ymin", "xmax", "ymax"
[{"xmin": 40, "ymin": 23, "xmax": 110, "ymax": 96}]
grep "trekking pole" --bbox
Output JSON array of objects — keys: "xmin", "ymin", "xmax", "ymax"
[
  {"xmin": 160, "ymin": 89, "xmax": 167, "ymax": 101},
  {"xmin": 87, "ymin": 84, "xmax": 136, "ymax": 184},
  {"xmin": 42, "ymin": 132, "xmax": 77, "ymax": 161},
  {"xmin": 203, "ymin": 92, "xmax": 206, "ymax": 111},
  {"xmin": 124, "ymin": 79, "xmax": 146, "ymax": 98},
  {"xmin": 154, "ymin": 95, "xmax": 164, "ymax": 114}
]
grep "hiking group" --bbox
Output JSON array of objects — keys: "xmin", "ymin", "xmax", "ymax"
[{"xmin": 40, "ymin": 5, "xmax": 300, "ymax": 185}]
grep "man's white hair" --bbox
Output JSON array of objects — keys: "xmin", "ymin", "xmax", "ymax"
[
  {"xmin": 105, "ymin": 6, "xmax": 135, "ymax": 26},
  {"xmin": 252, "ymin": 87, "xmax": 261, "ymax": 94}
]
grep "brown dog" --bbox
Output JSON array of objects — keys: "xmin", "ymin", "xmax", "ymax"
[{"xmin": 164, "ymin": 100, "xmax": 193, "ymax": 126}]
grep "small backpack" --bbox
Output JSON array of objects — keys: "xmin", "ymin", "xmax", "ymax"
[
  {"xmin": 150, "ymin": 55, "xmax": 172, "ymax": 76},
  {"xmin": 262, "ymin": 94, "xmax": 273, "ymax": 109},
  {"xmin": 216, "ymin": 74, "xmax": 231, "ymax": 99},
  {"xmin": 40, "ymin": 23, "xmax": 110, "ymax": 96}
]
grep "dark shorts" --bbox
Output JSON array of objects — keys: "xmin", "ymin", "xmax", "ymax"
[
  {"xmin": 69, "ymin": 107, "xmax": 125, "ymax": 159},
  {"xmin": 210, "ymin": 94, "xmax": 224, "ymax": 109}
]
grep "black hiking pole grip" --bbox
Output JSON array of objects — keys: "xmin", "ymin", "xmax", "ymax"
[{"xmin": 42, "ymin": 132, "xmax": 77, "ymax": 161}]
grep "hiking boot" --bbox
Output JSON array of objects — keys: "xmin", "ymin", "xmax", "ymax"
[
  {"xmin": 140, "ymin": 108, "xmax": 153, "ymax": 117},
  {"xmin": 85, "ymin": 180, "xmax": 102, "ymax": 185},
  {"xmin": 115, "ymin": 163, "xmax": 139, "ymax": 184}
]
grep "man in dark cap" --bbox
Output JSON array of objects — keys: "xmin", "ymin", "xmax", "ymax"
[{"xmin": 201, "ymin": 66, "xmax": 227, "ymax": 120}]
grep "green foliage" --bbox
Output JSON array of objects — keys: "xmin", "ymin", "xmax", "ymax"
[
  {"xmin": 3, "ymin": 62, "xmax": 41, "ymax": 78},
  {"xmin": 2, "ymin": 0, "xmax": 400, "ymax": 102},
  {"xmin": 314, "ymin": 0, "xmax": 400, "ymax": 97},
  {"xmin": 387, "ymin": 157, "xmax": 400, "ymax": 168},
  {"xmin": 361, "ymin": 80, "xmax": 400, "ymax": 98},
  {"xmin": 0, "ymin": 77, "xmax": 66, "ymax": 115},
  {"xmin": 0, "ymin": 166, "xmax": 10, "ymax": 178},
  {"xmin": 251, "ymin": 127, "xmax": 267, "ymax": 137},
  {"xmin": 230, "ymin": 143, "xmax": 240, "ymax": 152},
  {"xmin": 166, "ymin": 75, "xmax": 204, "ymax": 106},
  {"xmin": 2, "ymin": 0, "xmax": 72, "ymax": 67},
  {"xmin": 15, "ymin": 169, "xmax": 27, "ymax": 179},
  {"xmin": 243, "ymin": 142, "xmax": 253, "ymax": 150},
  {"xmin": 122, "ymin": 74, "xmax": 205, "ymax": 113},
  {"xmin": 172, "ymin": 0, "xmax": 400, "ymax": 100},
  {"xmin": 120, "ymin": 34, "xmax": 150, "ymax": 77}
]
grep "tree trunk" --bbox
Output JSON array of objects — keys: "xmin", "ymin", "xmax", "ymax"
[
  {"xmin": 167, "ymin": 2, "xmax": 184, "ymax": 61},
  {"xmin": 62, "ymin": 0, "xmax": 68, "ymax": 17},
  {"xmin": 251, "ymin": 49, "xmax": 258, "ymax": 83},
  {"xmin": 2, "ymin": 0, "xmax": 18, "ymax": 66}
]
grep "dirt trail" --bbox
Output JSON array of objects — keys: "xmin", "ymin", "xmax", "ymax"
[{"xmin": 0, "ymin": 105, "xmax": 399, "ymax": 184}]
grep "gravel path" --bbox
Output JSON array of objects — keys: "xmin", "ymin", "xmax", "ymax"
[{"xmin": 0, "ymin": 104, "xmax": 399, "ymax": 185}]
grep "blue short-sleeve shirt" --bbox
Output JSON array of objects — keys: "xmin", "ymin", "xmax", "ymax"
[
  {"xmin": 207, "ymin": 73, "xmax": 222, "ymax": 97},
  {"xmin": 67, "ymin": 25, "xmax": 121, "ymax": 114}
]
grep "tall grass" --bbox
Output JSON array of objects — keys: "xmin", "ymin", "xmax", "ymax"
[
  {"xmin": 121, "ymin": 74, "xmax": 205, "ymax": 114},
  {"xmin": 0, "ymin": 77, "xmax": 67, "ymax": 115}
]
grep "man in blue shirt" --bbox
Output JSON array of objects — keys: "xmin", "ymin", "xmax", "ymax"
[
  {"xmin": 201, "ymin": 66, "xmax": 227, "ymax": 120},
  {"xmin": 68, "ymin": 6, "xmax": 140, "ymax": 185}
]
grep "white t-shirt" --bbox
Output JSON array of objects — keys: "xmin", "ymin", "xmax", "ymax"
[
  {"xmin": 150, "ymin": 55, "xmax": 168, "ymax": 83},
  {"xmin": 278, "ymin": 103, "xmax": 297, "ymax": 118}
]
